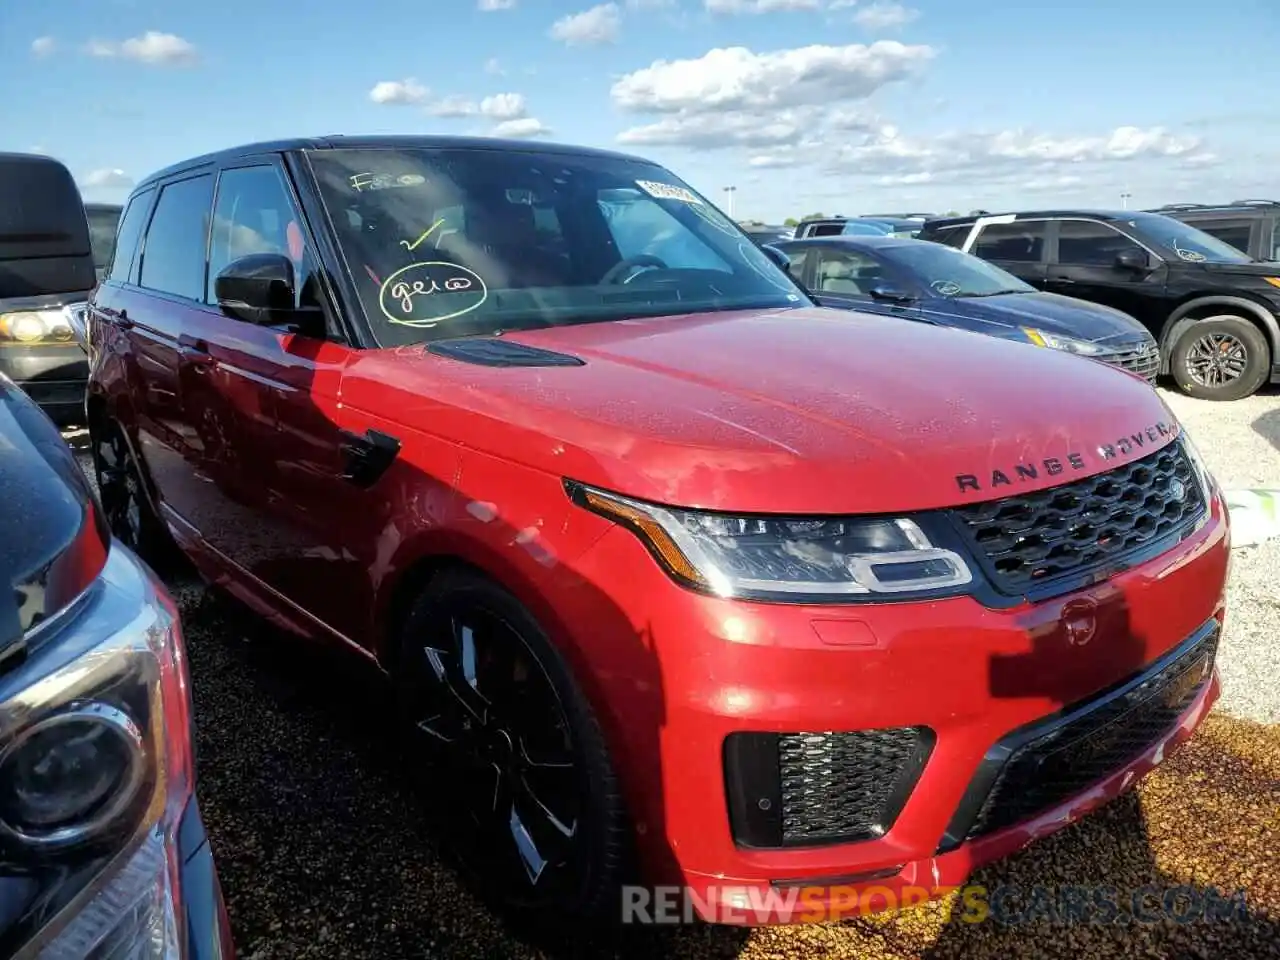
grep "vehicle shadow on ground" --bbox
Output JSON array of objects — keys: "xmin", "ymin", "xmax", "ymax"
[{"xmin": 1251, "ymin": 406, "xmax": 1280, "ymax": 453}]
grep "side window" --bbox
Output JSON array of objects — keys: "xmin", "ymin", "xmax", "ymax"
[
  {"xmin": 1271, "ymin": 220, "xmax": 1280, "ymax": 262},
  {"xmin": 775, "ymin": 245, "xmax": 811, "ymax": 284},
  {"xmin": 809, "ymin": 222, "xmax": 845, "ymax": 237},
  {"xmin": 1186, "ymin": 219, "xmax": 1252, "ymax": 254},
  {"xmin": 930, "ymin": 226, "xmax": 969, "ymax": 249},
  {"xmin": 1056, "ymin": 220, "xmax": 1144, "ymax": 267},
  {"xmin": 207, "ymin": 164, "xmax": 319, "ymax": 311},
  {"xmin": 972, "ymin": 222, "xmax": 1046, "ymax": 262},
  {"xmin": 138, "ymin": 175, "xmax": 214, "ymax": 300},
  {"xmin": 106, "ymin": 189, "xmax": 154, "ymax": 283},
  {"xmin": 812, "ymin": 248, "xmax": 885, "ymax": 295}
]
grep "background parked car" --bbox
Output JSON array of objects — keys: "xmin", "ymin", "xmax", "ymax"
[
  {"xmin": 770, "ymin": 234, "xmax": 1160, "ymax": 381},
  {"xmin": 86, "ymin": 202, "xmax": 123, "ymax": 283},
  {"xmin": 738, "ymin": 221, "xmax": 795, "ymax": 246},
  {"xmin": 0, "ymin": 153, "xmax": 94, "ymax": 421},
  {"xmin": 1150, "ymin": 200, "xmax": 1280, "ymax": 262},
  {"xmin": 919, "ymin": 209, "xmax": 1280, "ymax": 401},
  {"xmin": 0, "ymin": 371, "xmax": 233, "ymax": 958},
  {"xmin": 796, "ymin": 215, "xmax": 924, "ymax": 239}
]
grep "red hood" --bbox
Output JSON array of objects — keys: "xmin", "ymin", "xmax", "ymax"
[{"xmin": 341, "ymin": 307, "xmax": 1181, "ymax": 514}]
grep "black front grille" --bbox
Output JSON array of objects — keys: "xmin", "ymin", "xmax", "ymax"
[
  {"xmin": 952, "ymin": 440, "xmax": 1205, "ymax": 594},
  {"xmin": 724, "ymin": 727, "xmax": 934, "ymax": 848},
  {"xmin": 1105, "ymin": 340, "xmax": 1161, "ymax": 382},
  {"xmin": 941, "ymin": 622, "xmax": 1218, "ymax": 848}
]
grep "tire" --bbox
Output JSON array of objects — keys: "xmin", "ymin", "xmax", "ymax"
[
  {"xmin": 90, "ymin": 418, "xmax": 180, "ymax": 572},
  {"xmin": 393, "ymin": 567, "xmax": 630, "ymax": 927},
  {"xmin": 1170, "ymin": 316, "xmax": 1271, "ymax": 401}
]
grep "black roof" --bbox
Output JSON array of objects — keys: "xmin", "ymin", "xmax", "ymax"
[
  {"xmin": 781, "ymin": 234, "xmax": 927, "ymax": 251},
  {"xmin": 136, "ymin": 135, "xmax": 661, "ymax": 191},
  {"xmin": 923, "ymin": 209, "xmax": 1159, "ymax": 229},
  {"xmin": 1147, "ymin": 200, "xmax": 1280, "ymax": 214}
]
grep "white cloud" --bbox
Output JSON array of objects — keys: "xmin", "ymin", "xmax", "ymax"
[
  {"xmin": 479, "ymin": 93, "xmax": 528, "ymax": 120},
  {"xmin": 823, "ymin": 124, "xmax": 1204, "ymax": 184},
  {"xmin": 613, "ymin": 42, "xmax": 930, "ymax": 155},
  {"xmin": 478, "ymin": 0, "xmax": 516, "ymax": 9},
  {"xmin": 549, "ymin": 4, "xmax": 622, "ymax": 45},
  {"xmin": 705, "ymin": 0, "xmax": 821, "ymax": 12},
  {"xmin": 492, "ymin": 118, "xmax": 553, "ymax": 138},
  {"xmin": 484, "ymin": 57, "xmax": 505, "ymax": 75},
  {"xmin": 31, "ymin": 36, "xmax": 56, "ymax": 57},
  {"xmin": 86, "ymin": 31, "xmax": 198, "ymax": 65},
  {"xmin": 429, "ymin": 95, "xmax": 479, "ymax": 117},
  {"xmin": 369, "ymin": 78, "xmax": 429, "ymax": 105},
  {"xmin": 82, "ymin": 169, "xmax": 134, "ymax": 189},
  {"xmin": 852, "ymin": 2, "xmax": 919, "ymax": 30},
  {"xmin": 612, "ymin": 42, "xmax": 933, "ymax": 115}
]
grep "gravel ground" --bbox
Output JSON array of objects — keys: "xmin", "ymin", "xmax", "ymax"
[
  {"xmin": 63, "ymin": 390, "xmax": 1279, "ymax": 960},
  {"xmin": 1160, "ymin": 385, "xmax": 1280, "ymax": 725}
]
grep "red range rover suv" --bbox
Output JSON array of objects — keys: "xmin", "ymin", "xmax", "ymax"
[{"xmin": 85, "ymin": 136, "xmax": 1230, "ymax": 925}]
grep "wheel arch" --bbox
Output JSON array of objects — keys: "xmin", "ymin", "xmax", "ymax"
[{"xmin": 1159, "ymin": 295, "xmax": 1278, "ymax": 374}]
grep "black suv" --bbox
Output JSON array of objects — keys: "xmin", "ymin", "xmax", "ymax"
[
  {"xmin": 1149, "ymin": 200, "xmax": 1280, "ymax": 263},
  {"xmin": 919, "ymin": 209, "xmax": 1280, "ymax": 401}
]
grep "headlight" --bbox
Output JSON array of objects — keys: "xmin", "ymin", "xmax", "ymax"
[
  {"xmin": 568, "ymin": 482, "xmax": 974, "ymax": 601},
  {"xmin": 0, "ymin": 547, "xmax": 194, "ymax": 958},
  {"xmin": 1020, "ymin": 327, "xmax": 1108, "ymax": 357},
  {"xmin": 0, "ymin": 310, "xmax": 77, "ymax": 346}
]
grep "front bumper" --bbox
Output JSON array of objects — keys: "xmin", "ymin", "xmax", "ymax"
[
  {"xmin": 0, "ymin": 344, "xmax": 89, "ymax": 417},
  {"xmin": 565, "ymin": 485, "xmax": 1229, "ymax": 925}
]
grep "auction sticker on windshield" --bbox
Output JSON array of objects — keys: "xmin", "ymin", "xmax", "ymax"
[{"xmin": 636, "ymin": 180, "xmax": 703, "ymax": 205}]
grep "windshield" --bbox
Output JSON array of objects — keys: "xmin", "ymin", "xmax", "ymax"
[
  {"xmin": 1126, "ymin": 213, "xmax": 1254, "ymax": 264},
  {"xmin": 306, "ymin": 147, "xmax": 807, "ymax": 345},
  {"xmin": 883, "ymin": 240, "xmax": 1035, "ymax": 297},
  {"xmin": 86, "ymin": 207, "xmax": 120, "ymax": 271}
]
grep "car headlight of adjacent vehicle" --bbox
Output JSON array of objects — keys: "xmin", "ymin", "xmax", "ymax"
[
  {"xmin": 0, "ymin": 550, "xmax": 194, "ymax": 958},
  {"xmin": 0, "ymin": 310, "xmax": 78, "ymax": 346},
  {"xmin": 1019, "ymin": 327, "xmax": 1111, "ymax": 357},
  {"xmin": 568, "ymin": 482, "xmax": 975, "ymax": 601}
]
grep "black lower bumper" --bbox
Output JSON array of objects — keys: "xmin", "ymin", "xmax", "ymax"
[{"xmin": 0, "ymin": 345, "xmax": 88, "ymax": 419}]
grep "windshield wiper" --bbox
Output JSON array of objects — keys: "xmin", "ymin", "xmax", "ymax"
[{"xmin": 952, "ymin": 289, "xmax": 1027, "ymax": 298}]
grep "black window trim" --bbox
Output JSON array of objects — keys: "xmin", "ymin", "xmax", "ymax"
[
  {"xmin": 135, "ymin": 169, "xmax": 217, "ymax": 307},
  {"xmin": 105, "ymin": 186, "xmax": 158, "ymax": 287}
]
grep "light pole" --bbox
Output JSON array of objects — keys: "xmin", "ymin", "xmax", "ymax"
[
  {"xmin": 1121, "ymin": 189, "xmax": 1132, "ymax": 210},
  {"xmin": 723, "ymin": 185, "xmax": 737, "ymax": 219}
]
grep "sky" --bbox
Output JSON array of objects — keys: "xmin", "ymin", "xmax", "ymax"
[{"xmin": 5, "ymin": 0, "xmax": 1278, "ymax": 223}]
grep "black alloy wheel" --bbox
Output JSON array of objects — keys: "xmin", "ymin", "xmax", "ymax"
[
  {"xmin": 396, "ymin": 569, "xmax": 627, "ymax": 923},
  {"xmin": 1171, "ymin": 316, "xmax": 1270, "ymax": 401},
  {"xmin": 91, "ymin": 420, "xmax": 174, "ymax": 566}
]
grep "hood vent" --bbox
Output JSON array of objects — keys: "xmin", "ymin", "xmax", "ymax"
[{"xmin": 427, "ymin": 338, "xmax": 585, "ymax": 368}]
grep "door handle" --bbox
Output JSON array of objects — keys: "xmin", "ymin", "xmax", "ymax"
[
  {"xmin": 1047, "ymin": 277, "xmax": 1075, "ymax": 284},
  {"xmin": 113, "ymin": 308, "xmax": 134, "ymax": 330},
  {"xmin": 179, "ymin": 335, "xmax": 215, "ymax": 367}
]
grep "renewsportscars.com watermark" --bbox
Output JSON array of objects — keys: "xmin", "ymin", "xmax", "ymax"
[{"xmin": 622, "ymin": 883, "xmax": 1250, "ymax": 925}]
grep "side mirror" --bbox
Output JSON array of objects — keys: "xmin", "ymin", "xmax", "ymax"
[
  {"xmin": 1115, "ymin": 249, "xmax": 1150, "ymax": 272},
  {"xmin": 761, "ymin": 244, "xmax": 791, "ymax": 271},
  {"xmin": 214, "ymin": 253, "xmax": 298, "ymax": 326},
  {"xmin": 869, "ymin": 284, "xmax": 917, "ymax": 305}
]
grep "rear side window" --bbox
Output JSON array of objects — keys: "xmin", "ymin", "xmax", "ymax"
[
  {"xmin": 807, "ymin": 222, "xmax": 845, "ymax": 237},
  {"xmin": 1056, "ymin": 220, "xmax": 1144, "ymax": 266},
  {"xmin": 973, "ymin": 221, "xmax": 1045, "ymax": 262},
  {"xmin": 927, "ymin": 225, "xmax": 969, "ymax": 248},
  {"xmin": 106, "ymin": 191, "xmax": 153, "ymax": 283},
  {"xmin": 139, "ymin": 175, "xmax": 214, "ymax": 301}
]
